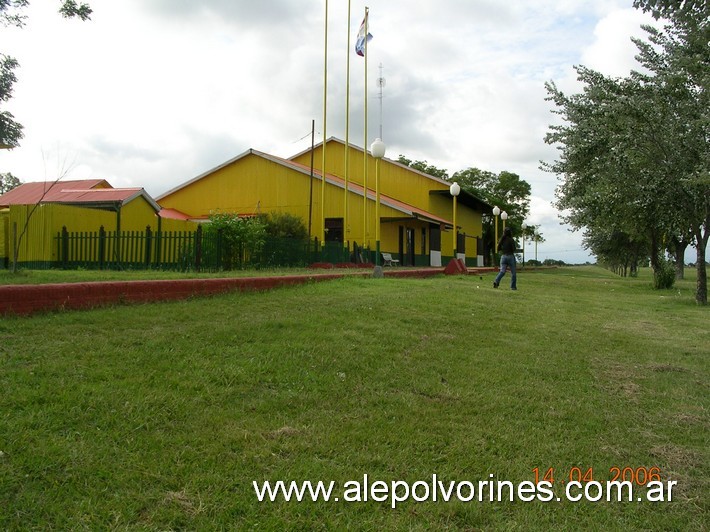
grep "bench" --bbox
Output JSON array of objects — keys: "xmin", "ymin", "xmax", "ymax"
[{"xmin": 381, "ymin": 252, "xmax": 400, "ymax": 266}]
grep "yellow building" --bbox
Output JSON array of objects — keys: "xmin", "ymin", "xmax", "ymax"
[
  {"xmin": 0, "ymin": 179, "xmax": 178, "ymax": 268},
  {"xmin": 158, "ymin": 138, "xmax": 490, "ymax": 266}
]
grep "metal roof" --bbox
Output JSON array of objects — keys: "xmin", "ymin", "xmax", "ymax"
[
  {"xmin": 158, "ymin": 207, "xmax": 193, "ymax": 220},
  {"xmin": 0, "ymin": 179, "xmax": 160, "ymax": 212}
]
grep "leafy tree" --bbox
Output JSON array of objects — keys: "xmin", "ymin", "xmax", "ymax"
[
  {"xmin": 544, "ymin": 6, "xmax": 708, "ymax": 303},
  {"xmin": 395, "ymin": 157, "xmax": 534, "ymax": 264},
  {"xmin": 450, "ymin": 167, "xmax": 532, "ymax": 263},
  {"xmin": 204, "ymin": 212, "xmax": 267, "ymax": 270},
  {"xmin": 0, "ymin": 171, "xmax": 21, "ymax": 194},
  {"xmin": 542, "ymin": 258, "xmax": 566, "ymax": 266},
  {"xmin": 0, "ymin": 54, "xmax": 21, "ymax": 147},
  {"xmin": 584, "ymin": 226, "xmax": 648, "ymax": 277},
  {"xmin": 397, "ymin": 156, "xmax": 449, "ymax": 180},
  {"xmin": 260, "ymin": 211, "xmax": 308, "ymax": 240},
  {"xmin": 1, "ymin": 1, "xmax": 91, "ymax": 147},
  {"xmin": 633, "ymin": 0, "xmax": 707, "ymax": 21}
]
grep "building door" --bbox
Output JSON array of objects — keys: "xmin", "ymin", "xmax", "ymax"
[
  {"xmin": 429, "ymin": 223, "xmax": 441, "ymax": 267},
  {"xmin": 406, "ymin": 228, "xmax": 415, "ymax": 266},
  {"xmin": 325, "ymin": 218, "xmax": 343, "ymax": 244}
]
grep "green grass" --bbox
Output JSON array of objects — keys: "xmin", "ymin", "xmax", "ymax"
[{"xmin": 1, "ymin": 267, "xmax": 707, "ymax": 529}]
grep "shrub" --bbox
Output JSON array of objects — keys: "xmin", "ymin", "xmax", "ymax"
[
  {"xmin": 652, "ymin": 257, "xmax": 676, "ymax": 290},
  {"xmin": 204, "ymin": 212, "xmax": 267, "ymax": 269},
  {"xmin": 261, "ymin": 212, "xmax": 308, "ymax": 240}
]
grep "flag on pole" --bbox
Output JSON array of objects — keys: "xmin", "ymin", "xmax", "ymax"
[{"xmin": 355, "ymin": 15, "xmax": 373, "ymax": 56}]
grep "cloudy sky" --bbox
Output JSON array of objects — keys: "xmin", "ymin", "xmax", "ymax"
[{"xmin": 1, "ymin": 0, "xmax": 663, "ymax": 263}]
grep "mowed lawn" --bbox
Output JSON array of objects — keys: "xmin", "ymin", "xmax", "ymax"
[{"xmin": 0, "ymin": 267, "xmax": 707, "ymax": 530}]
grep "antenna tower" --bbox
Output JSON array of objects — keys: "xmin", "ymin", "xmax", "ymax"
[{"xmin": 377, "ymin": 63, "xmax": 386, "ymax": 139}]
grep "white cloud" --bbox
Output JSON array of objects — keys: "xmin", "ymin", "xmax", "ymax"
[{"xmin": 0, "ymin": 0, "xmax": 664, "ymax": 265}]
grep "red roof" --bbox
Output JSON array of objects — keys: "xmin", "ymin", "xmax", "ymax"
[
  {"xmin": 158, "ymin": 207, "xmax": 193, "ymax": 220},
  {"xmin": 0, "ymin": 179, "xmax": 159, "ymax": 212},
  {"xmin": 0, "ymin": 179, "xmax": 108, "ymax": 206}
]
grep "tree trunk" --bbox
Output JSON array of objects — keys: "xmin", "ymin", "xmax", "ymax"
[
  {"xmin": 674, "ymin": 242, "xmax": 686, "ymax": 280},
  {"xmin": 649, "ymin": 231, "xmax": 661, "ymax": 272},
  {"xmin": 695, "ymin": 231, "xmax": 708, "ymax": 306}
]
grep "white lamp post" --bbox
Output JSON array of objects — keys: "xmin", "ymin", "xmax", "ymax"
[
  {"xmin": 449, "ymin": 182, "xmax": 461, "ymax": 258},
  {"xmin": 371, "ymin": 138, "xmax": 386, "ymax": 266},
  {"xmin": 492, "ymin": 206, "xmax": 500, "ymax": 253},
  {"xmin": 501, "ymin": 210, "xmax": 508, "ymax": 231}
]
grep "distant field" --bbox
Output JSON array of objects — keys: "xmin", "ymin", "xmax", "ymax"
[{"xmin": 0, "ymin": 266, "xmax": 707, "ymax": 529}]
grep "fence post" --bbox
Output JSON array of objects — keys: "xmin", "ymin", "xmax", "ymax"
[
  {"xmin": 155, "ymin": 223, "xmax": 162, "ymax": 268},
  {"xmin": 195, "ymin": 225, "xmax": 202, "ymax": 272},
  {"xmin": 145, "ymin": 225, "xmax": 152, "ymax": 268},
  {"xmin": 11, "ymin": 221, "xmax": 18, "ymax": 271},
  {"xmin": 216, "ymin": 228, "xmax": 223, "ymax": 270},
  {"xmin": 61, "ymin": 226, "xmax": 69, "ymax": 269},
  {"xmin": 98, "ymin": 225, "xmax": 106, "ymax": 270}
]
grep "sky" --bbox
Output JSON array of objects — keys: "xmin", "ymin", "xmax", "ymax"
[{"xmin": 0, "ymin": 0, "xmax": 672, "ymax": 264}]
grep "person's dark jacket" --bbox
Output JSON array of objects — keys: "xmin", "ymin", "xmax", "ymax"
[{"xmin": 498, "ymin": 235, "xmax": 516, "ymax": 255}]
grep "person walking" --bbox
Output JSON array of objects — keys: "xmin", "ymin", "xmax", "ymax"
[{"xmin": 493, "ymin": 227, "xmax": 517, "ymax": 290}]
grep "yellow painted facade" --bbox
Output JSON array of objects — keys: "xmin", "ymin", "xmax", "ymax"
[
  {"xmin": 294, "ymin": 140, "xmax": 485, "ymax": 263},
  {"xmin": 0, "ymin": 198, "xmax": 163, "ymax": 267},
  {"xmin": 158, "ymin": 139, "xmax": 488, "ymax": 266}
]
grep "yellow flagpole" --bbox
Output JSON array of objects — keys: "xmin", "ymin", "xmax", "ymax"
[
  {"xmin": 321, "ymin": 0, "xmax": 328, "ymax": 248},
  {"xmin": 344, "ymin": 0, "xmax": 351, "ymax": 256},
  {"xmin": 362, "ymin": 6, "xmax": 369, "ymax": 251}
]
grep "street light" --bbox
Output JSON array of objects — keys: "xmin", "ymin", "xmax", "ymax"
[
  {"xmin": 449, "ymin": 182, "xmax": 460, "ymax": 258},
  {"xmin": 492, "ymin": 206, "xmax": 500, "ymax": 253},
  {"xmin": 501, "ymin": 210, "xmax": 508, "ymax": 231},
  {"xmin": 521, "ymin": 222, "xmax": 527, "ymax": 268},
  {"xmin": 371, "ymin": 138, "xmax": 386, "ymax": 266}
]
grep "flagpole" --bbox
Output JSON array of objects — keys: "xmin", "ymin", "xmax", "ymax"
[
  {"xmin": 362, "ymin": 6, "xmax": 369, "ymax": 253},
  {"xmin": 344, "ymin": 0, "xmax": 352, "ymax": 258},
  {"xmin": 321, "ymin": 0, "xmax": 328, "ymax": 250}
]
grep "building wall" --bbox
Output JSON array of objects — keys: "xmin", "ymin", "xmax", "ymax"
[
  {"xmin": 292, "ymin": 141, "xmax": 453, "ymax": 210},
  {"xmin": 158, "ymin": 217, "xmax": 199, "ymax": 232},
  {"xmin": 2, "ymin": 199, "xmax": 160, "ymax": 267},
  {"xmin": 160, "ymin": 155, "xmax": 314, "ymax": 219},
  {"xmin": 292, "ymin": 140, "xmax": 482, "ymax": 258},
  {"xmin": 159, "ymin": 142, "xmax": 484, "ymax": 263},
  {"xmin": 159, "ymin": 152, "xmax": 410, "ymax": 256},
  {"xmin": 0, "ymin": 209, "xmax": 8, "ymax": 267}
]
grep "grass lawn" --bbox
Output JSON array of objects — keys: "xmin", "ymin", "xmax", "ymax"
[
  {"xmin": 0, "ymin": 267, "xmax": 319, "ymax": 285},
  {"xmin": 1, "ymin": 266, "xmax": 707, "ymax": 529}
]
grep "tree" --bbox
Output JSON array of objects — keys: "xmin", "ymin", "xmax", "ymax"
[
  {"xmin": 544, "ymin": 6, "xmax": 708, "ymax": 303},
  {"xmin": 583, "ymin": 226, "xmax": 648, "ymax": 277},
  {"xmin": 0, "ymin": 1, "xmax": 91, "ymax": 147},
  {"xmin": 633, "ymin": 0, "xmax": 708, "ymax": 21},
  {"xmin": 204, "ymin": 212, "xmax": 267, "ymax": 270},
  {"xmin": 0, "ymin": 171, "xmax": 21, "ymax": 194},
  {"xmin": 450, "ymin": 167, "xmax": 532, "ymax": 264},
  {"xmin": 260, "ymin": 211, "xmax": 308, "ymax": 240},
  {"xmin": 397, "ymin": 156, "xmax": 449, "ymax": 180}
]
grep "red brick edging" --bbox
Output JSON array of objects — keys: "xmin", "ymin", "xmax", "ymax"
[{"xmin": 1, "ymin": 267, "xmax": 487, "ymax": 316}]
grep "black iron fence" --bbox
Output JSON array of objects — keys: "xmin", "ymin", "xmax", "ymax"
[{"xmin": 54, "ymin": 225, "xmax": 350, "ymax": 271}]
